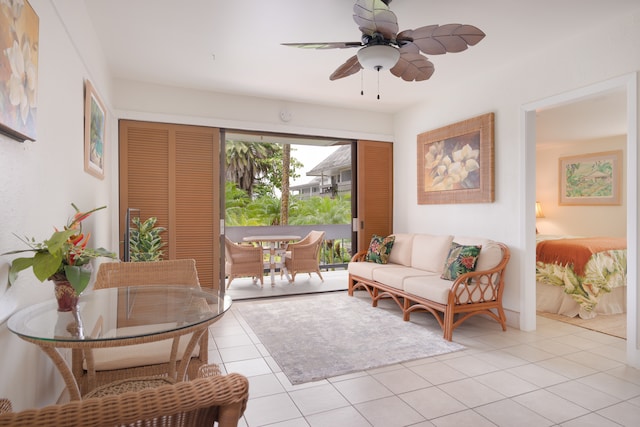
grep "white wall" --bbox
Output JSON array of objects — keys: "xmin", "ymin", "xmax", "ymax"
[
  {"xmin": 0, "ymin": 0, "xmax": 395, "ymax": 410},
  {"xmin": 536, "ymin": 136, "xmax": 627, "ymax": 237},
  {"xmin": 0, "ymin": 0, "xmax": 116, "ymax": 409},
  {"xmin": 114, "ymin": 79, "xmax": 394, "ymax": 142},
  {"xmin": 1, "ymin": 0, "xmax": 639, "ymax": 410},
  {"xmin": 84, "ymin": 0, "xmax": 640, "ymax": 366},
  {"xmin": 114, "ymin": 5, "xmax": 640, "ymax": 341},
  {"xmin": 393, "ymin": 9, "xmax": 640, "ymax": 344}
]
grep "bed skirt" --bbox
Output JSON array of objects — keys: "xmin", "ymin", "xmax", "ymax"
[{"xmin": 536, "ymin": 282, "xmax": 626, "ymax": 319}]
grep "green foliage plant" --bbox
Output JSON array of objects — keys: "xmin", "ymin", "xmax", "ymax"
[
  {"xmin": 3, "ymin": 203, "xmax": 116, "ymax": 294},
  {"xmin": 129, "ymin": 216, "xmax": 166, "ymax": 262}
]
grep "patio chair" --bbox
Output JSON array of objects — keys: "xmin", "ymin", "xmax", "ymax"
[
  {"xmin": 72, "ymin": 259, "xmax": 209, "ymax": 395},
  {"xmin": 224, "ymin": 237, "xmax": 265, "ymax": 288},
  {"xmin": 0, "ymin": 367, "xmax": 249, "ymax": 427},
  {"xmin": 93, "ymin": 258, "xmax": 201, "ymax": 289},
  {"xmin": 282, "ymin": 230, "xmax": 325, "ymax": 282}
]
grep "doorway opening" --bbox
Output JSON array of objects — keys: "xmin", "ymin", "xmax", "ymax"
[
  {"xmin": 222, "ymin": 130, "xmax": 354, "ymax": 300},
  {"xmin": 535, "ymin": 90, "xmax": 627, "ymax": 338},
  {"xmin": 522, "ymin": 73, "xmax": 639, "ymax": 366}
]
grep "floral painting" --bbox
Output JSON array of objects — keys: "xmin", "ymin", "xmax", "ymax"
[
  {"xmin": 417, "ymin": 113, "xmax": 494, "ymax": 204},
  {"xmin": 422, "ymin": 131, "xmax": 480, "ymax": 192},
  {"xmin": 0, "ymin": 0, "xmax": 39, "ymax": 141},
  {"xmin": 559, "ymin": 150, "xmax": 622, "ymax": 205}
]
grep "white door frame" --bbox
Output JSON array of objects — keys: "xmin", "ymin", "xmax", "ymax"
[{"xmin": 521, "ymin": 73, "xmax": 639, "ymax": 367}]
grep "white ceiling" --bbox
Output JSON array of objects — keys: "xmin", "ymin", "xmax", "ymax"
[{"xmin": 82, "ymin": 0, "xmax": 635, "ymax": 142}]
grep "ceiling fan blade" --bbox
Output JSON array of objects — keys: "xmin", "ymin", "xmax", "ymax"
[
  {"xmin": 329, "ymin": 55, "xmax": 363, "ymax": 80},
  {"xmin": 390, "ymin": 47, "xmax": 435, "ymax": 81},
  {"xmin": 282, "ymin": 41, "xmax": 363, "ymax": 50},
  {"xmin": 397, "ymin": 24, "xmax": 486, "ymax": 55},
  {"xmin": 353, "ymin": 0, "xmax": 399, "ymax": 40}
]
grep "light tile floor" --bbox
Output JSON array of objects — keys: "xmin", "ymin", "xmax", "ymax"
[{"xmin": 208, "ymin": 291, "xmax": 640, "ymax": 427}]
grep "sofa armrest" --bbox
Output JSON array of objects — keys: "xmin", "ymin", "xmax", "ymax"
[
  {"xmin": 448, "ymin": 242, "xmax": 510, "ymax": 305},
  {"xmin": 350, "ymin": 250, "xmax": 368, "ymax": 262}
]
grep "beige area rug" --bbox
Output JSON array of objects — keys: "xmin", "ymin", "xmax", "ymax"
[
  {"xmin": 538, "ymin": 311, "xmax": 626, "ymax": 339},
  {"xmin": 237, "ymin": 292, "xmax": 464, "ymax": 384}
]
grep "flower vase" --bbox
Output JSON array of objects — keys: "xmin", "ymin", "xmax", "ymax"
[{"xmin": 52, "ymin": 278, "xmax": 79, "ymax": 312}]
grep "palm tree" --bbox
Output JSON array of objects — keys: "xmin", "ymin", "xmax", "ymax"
[
  {"xmin": 290, "ymin": 195, "xmax": 351, "ymax": 225},
  {"xmin": 247, "ymin": 195, "xmax": 282, "ymax": 226},
  {"xmin": 281, "ymin": 144, "xmax": 291, "ymax": 225},
  {"xmin": 225, "ymin": 140, "xmax": 276, "ymax": 197}
]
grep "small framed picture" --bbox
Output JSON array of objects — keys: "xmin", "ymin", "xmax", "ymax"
[
  {"xmin": 84, "ymin": 79, "xmax": 106, "ymax": 179},
  {"xmin": 559, "ymin": 150, "xmax": 622, "ymax": 206}
]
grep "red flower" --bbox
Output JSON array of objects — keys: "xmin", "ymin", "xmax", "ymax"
[{"xmin": 461, "ymin": 256, "xmax": 476, "ymax": 269}]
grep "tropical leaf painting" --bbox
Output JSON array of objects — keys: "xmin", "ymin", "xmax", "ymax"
[
  {"xmin": 559, "ymin": 150, "xmax": 622, "ymax": 205},
  {"xmin": 84, "ymin": 80, "xmax": 106, "ymax": 179},
  {"xmin": 564, "ymin": 159, "xmax": 613, "ymax": 197}
]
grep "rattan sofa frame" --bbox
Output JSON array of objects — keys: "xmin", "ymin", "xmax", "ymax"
[{"xmin": 348, "ymin": 242, "xmax": 510, "ymax": 341}]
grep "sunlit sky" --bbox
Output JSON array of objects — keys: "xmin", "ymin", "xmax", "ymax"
[{"xmin": 289, "ymin": 145, "xmax": 340, "ymax": 186}]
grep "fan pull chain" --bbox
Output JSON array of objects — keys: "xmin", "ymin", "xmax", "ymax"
[
  {"xmin": 359, "ymin": 67, "xmax": 383, "ymax": 99},
  {"xmin": 376, "ymin": 66, "xmax": 381, "ymax": 100}
]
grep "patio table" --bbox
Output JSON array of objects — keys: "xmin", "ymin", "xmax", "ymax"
[{"xmin": 242, "ymin": 235, "xmax": 301, "ymax": 285}]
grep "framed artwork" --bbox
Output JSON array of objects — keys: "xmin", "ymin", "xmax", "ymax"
[
  {"xmin": 559, "ymin": 150, "xmax": 622, "ymax": 206},
  {"xmin": 84, "ymin": 79, "xmax": 106, "ymax": 179},
  {"xmin": 0, "ymin": 0, "xmax": 39, "ymax": 141},
  {"xmin": 417, "ymin": 112, "xmax": 495, "ymax": 204}
]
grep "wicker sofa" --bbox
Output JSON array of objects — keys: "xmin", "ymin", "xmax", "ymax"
[{"xmin": 348, "ymin": 233, "xmax": 510, "ymax": 341}]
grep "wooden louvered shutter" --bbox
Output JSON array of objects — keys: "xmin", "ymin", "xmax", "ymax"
[
  {"xmin": 119, "ymin": 120, "xmax": 220, "ymax": 290},
  {"xmin": 356, "ymin": 140, "xmax": 393, "ymax": 251}
]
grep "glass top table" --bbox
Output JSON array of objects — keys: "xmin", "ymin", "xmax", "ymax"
[{"xmin": 8, "ymin": 285, "xmax": 231, "ymax": 400}]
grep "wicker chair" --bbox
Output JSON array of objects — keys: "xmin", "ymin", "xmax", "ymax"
[
  {"xmin": 224, "ymin": 237, "xmax": 264, "ymax": 289},
  {"xmin": 0, "ymin": 369, "xmax": 249, "ymax": 427},
  {"xmin": 93, "ymin": 259, "xmax": 201, "ymax": 289},
  {"xmin": 282, "ymin": 230, "xmax": 325, "ymax": 282},
  {"xmin": 72, "ymin": 259, "xmax": 209, "ymax": 395}
]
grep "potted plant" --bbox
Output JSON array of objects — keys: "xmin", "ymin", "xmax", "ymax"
[
  {"xmin": 129, "ymin": 216, "xmax": 166, "ymax": 262},
  {"xmin": 3, "ymin": 203, "xmax": 116, "ymax": 310}
]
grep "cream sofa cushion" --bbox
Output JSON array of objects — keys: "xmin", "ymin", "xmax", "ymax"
[
  {"xmin": 85, "ymin": 324, "xmax": 200, "ymax": 371},
  {"xmin": 453, "ymin": 236, "xmax": 503, "ymax": 271},
  {"xmin": 348, "ymin": 261, "xmax": 389, "ymax": 280},
  {"xmin": 372, "ymin": 267, "xmax": 435, "ymax": 291},
  {"xmin": 410, "ymin": 234, "xmax": 453, "ymax": 272},
  {"xmin": 388, "ymin": 234, "xmax": 415, "ymax": 266},
  {"xmin": 403, "ymin": 277, "xmax": 453, "ymax": 305},
  {"xmin": 404, "ymin": 276, "xmax": 487, "ymax": 305}
]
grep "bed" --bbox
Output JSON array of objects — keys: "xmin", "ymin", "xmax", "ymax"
[{"xmin": 535, "ymin": 235, "xmax": 627, "ymax": 319}]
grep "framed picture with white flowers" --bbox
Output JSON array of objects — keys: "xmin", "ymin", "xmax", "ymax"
[
  {"xmin": 0, "ymin": 0, "xmax": 39, "ymax": 142},
  {"xmin": 417, "ymin": 113, "xmax": 494, "ymax": 204}
]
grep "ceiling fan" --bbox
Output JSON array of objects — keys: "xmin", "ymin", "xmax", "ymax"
[{"xmin": 283, "ymin": 0, "xmax": 485, "ymax": 83}]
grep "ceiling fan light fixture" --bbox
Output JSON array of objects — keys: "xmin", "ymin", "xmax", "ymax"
[{"xmin": 357, "ymin": 44, "xmax": 400, "ymax": 71}]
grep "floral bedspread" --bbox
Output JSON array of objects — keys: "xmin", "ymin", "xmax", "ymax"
[{"xmin": 535, "ymin": 235, "xmax": 627, "ymax": 314}]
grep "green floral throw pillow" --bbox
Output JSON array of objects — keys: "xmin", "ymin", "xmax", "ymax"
[
  {"xmin": 365, "ymin": 234, "xmax": 395, "ymax": 264},
  {"xmin": 441, "ymin": 242, "xmax": 482, "ymax": 280}
]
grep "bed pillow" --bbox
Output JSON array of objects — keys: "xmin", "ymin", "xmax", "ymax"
[
  {"xmin": 365, "ymin": 234, "xmax": 395, "ymax": 264},
  {"xmin": 441, "ymin": 242, "xmax": 482, "ymax": 280}
]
